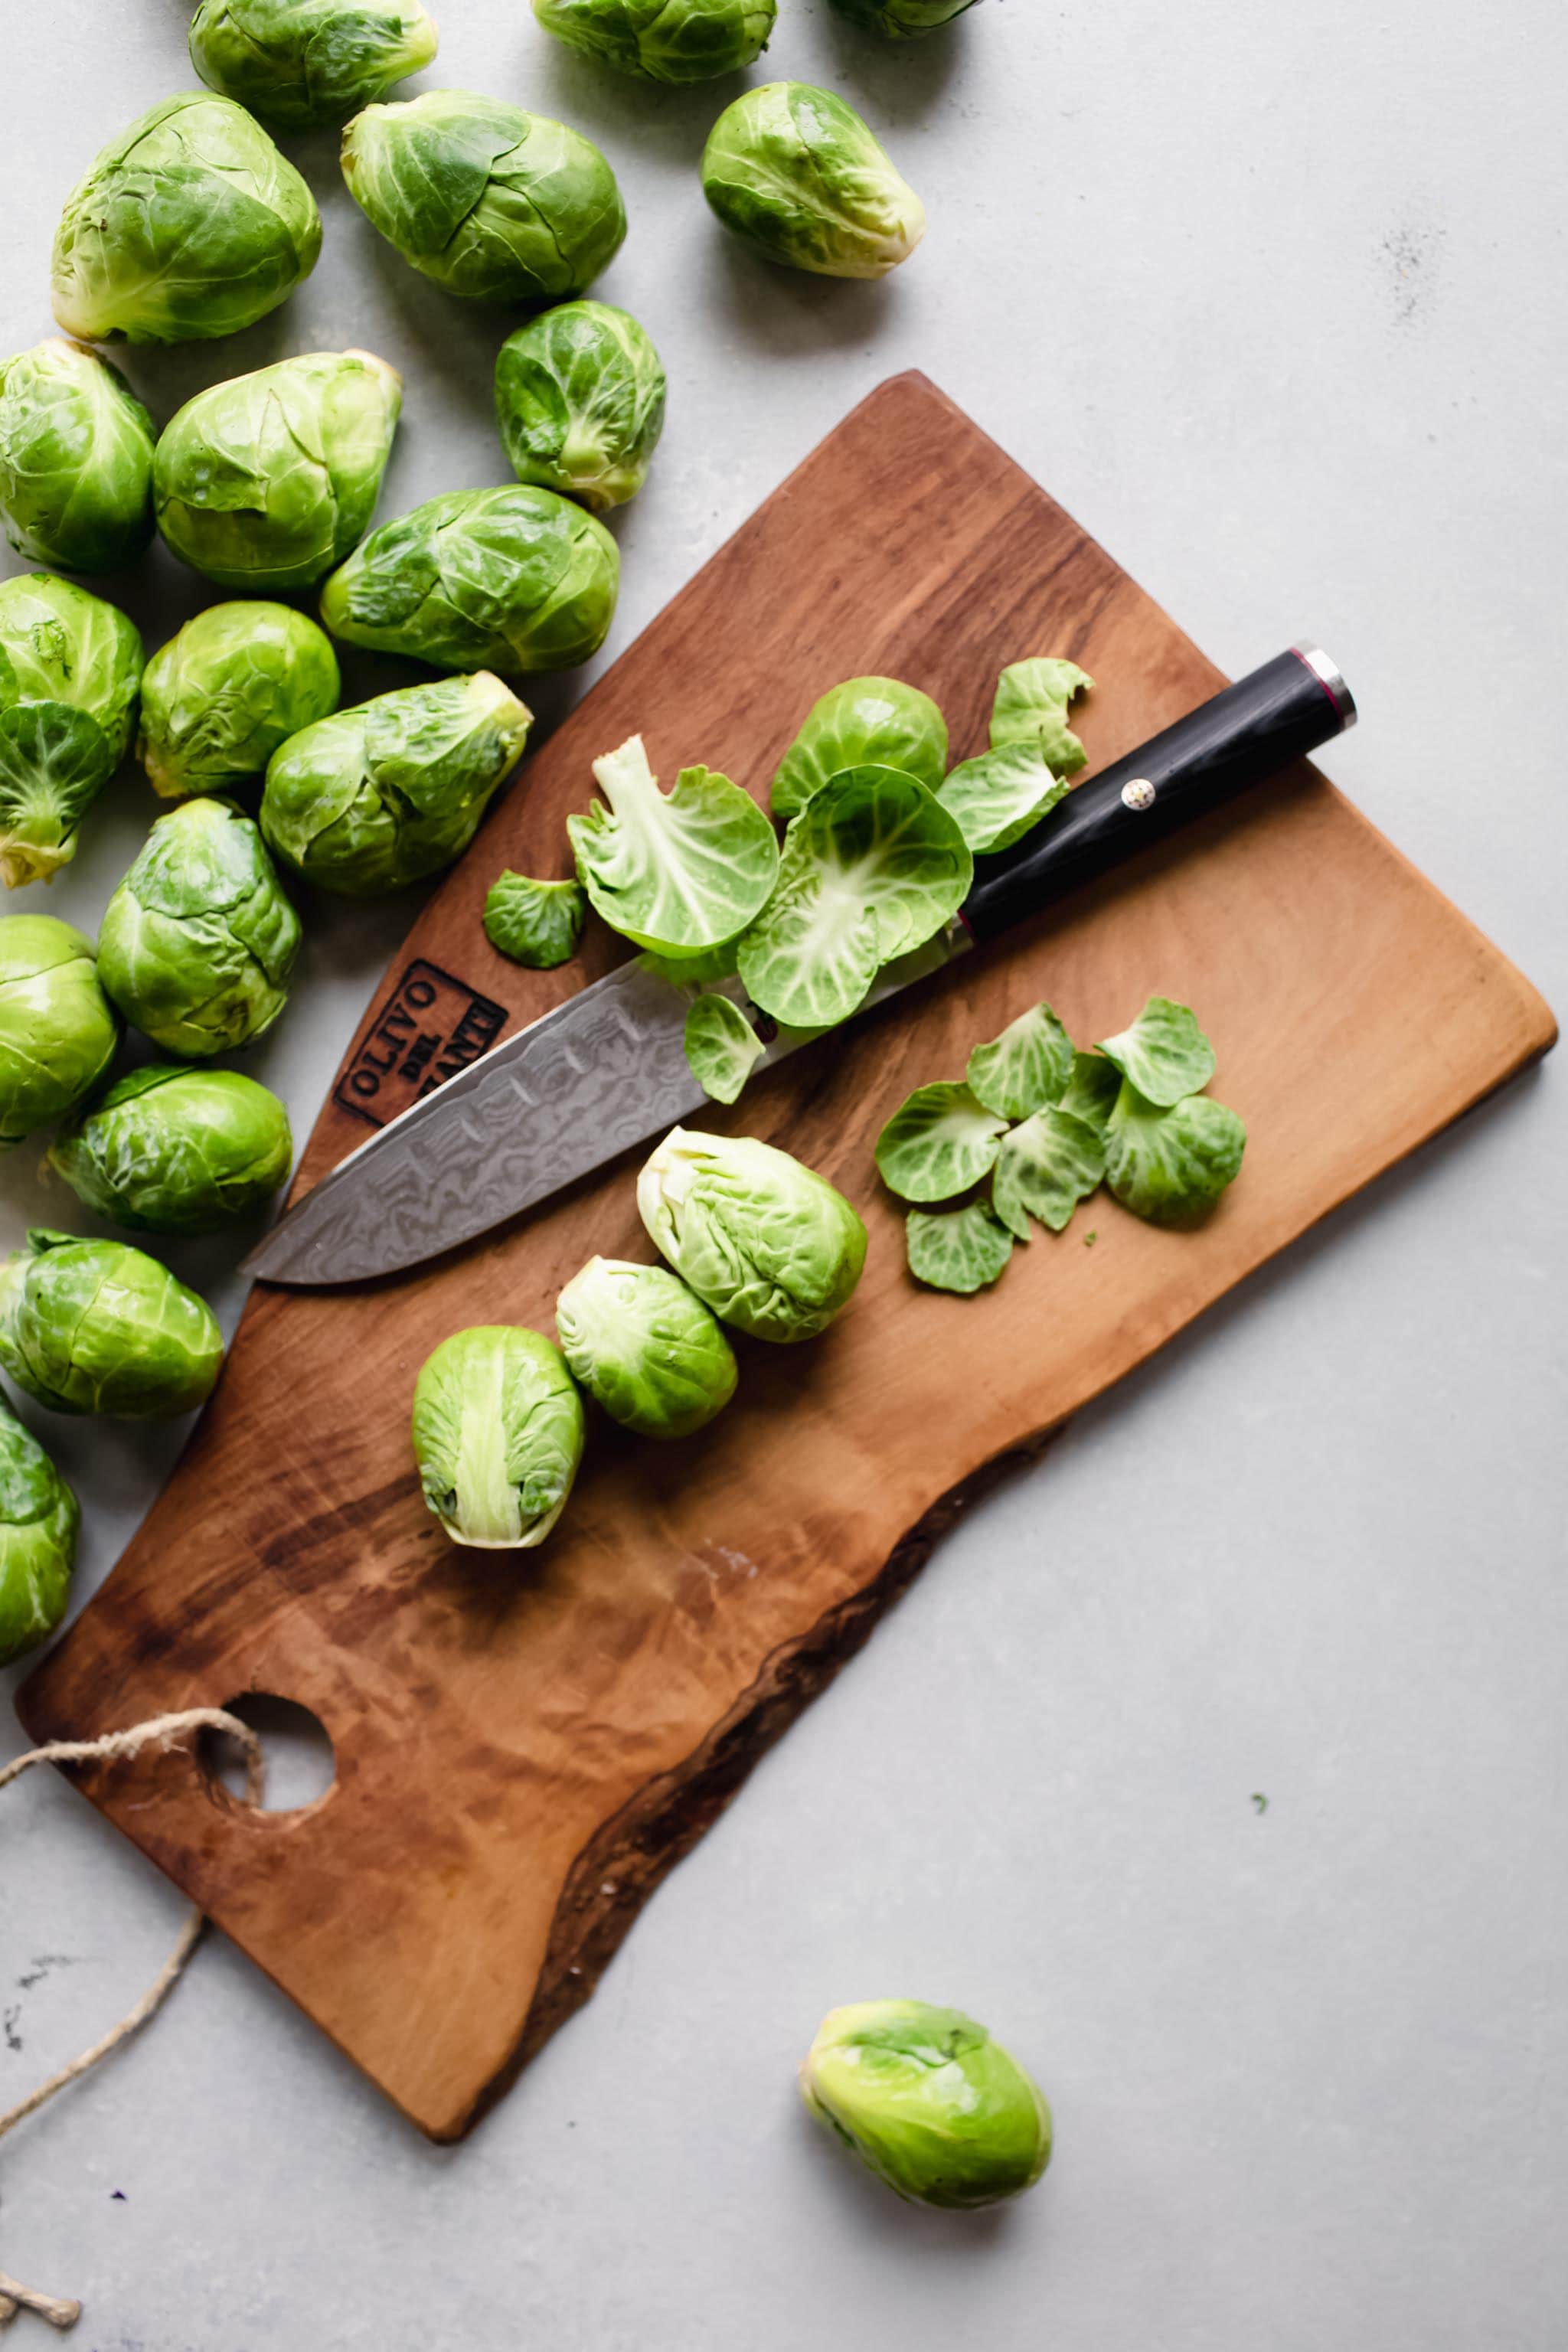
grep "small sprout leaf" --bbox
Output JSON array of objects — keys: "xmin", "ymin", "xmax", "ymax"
[
  {"xmin": 1096, "ymin": 995, "xmax": 1217, "ymax": 1107},
  {"xmin": 484, "ymin": 871, "xmax": 586, "ymax": 969},
  {"xmin": 684, "ymin": 994, "xmax": 764, "ymax": 1105},
  {"xmin": 991, "ymin": 1108, "xmax": 1107, "ymax": 1239},
  {"xmin": 937, "ymin": 742, "xmax": 1068, "ymax": 855},
  {"xmin": 1057, "ymin": 1050, "xmax": 1122, "ymax": 1131},
  {"xmin": 966, "ymin": 1001, "xmax": 1075, "ymax": 1120},
  {"xmin": 1103, "ymin": 1085, "xmax": 1246, "ymax": 1227},
  {"xmin": 989, "ymin": 658, "xmax": 1093, "ymax": 779},
  {"xmin": 905, "ymin": 1200, "xmax": 1014, "ymax": 1294},
  {"xmin": 874, "ymin": 1083, "xmax": 1008, "ymax": 1204},
  {"xmin": 569, "ymin": 736, "xmax": 779, "ymax": 957}
]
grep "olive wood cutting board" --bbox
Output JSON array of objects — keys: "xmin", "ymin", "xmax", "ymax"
[{"xmin": 17, "ymin": 374, "xmax": 1554, "ymax": 2141}]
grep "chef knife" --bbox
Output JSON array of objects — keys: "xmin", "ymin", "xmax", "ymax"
[{"xmin": 246, "ymin": 645, "xmax": 1355, "ymax": 1287}]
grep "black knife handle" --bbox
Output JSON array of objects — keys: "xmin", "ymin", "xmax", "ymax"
[{"xmin": 960, "ymin": 645, "xmax": 1356, "ymax": 947}]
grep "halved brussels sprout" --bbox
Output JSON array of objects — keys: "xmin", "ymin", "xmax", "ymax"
[
  {"xmin": 0, "ymin": 339, "xmax": 155, "ymax": 574},
  {"xmin": 0, "ymin": 573, "xmax": 144, "ymax": 887},
  {"xmin": 557, "ymin": 1258, "xmax": 737, "ymax": 1438},
  {"xmin": 701, "ymin": 83, "xmax": 926, "ymax": 279},
  {"xmin": 190, "ymin": 0, "xmax": 439, "ymax": 131},
  {"xmin": 771, "ymin": 675, "xmax": 947, "ymax": 822},
  {"xmin": 51, "ymin": 93, "xmax": 322, "ymax": 346},
  {"xmin": 0, "ymin": 1396, "xmax": 80, "ymax": 1668},
  {"xmin": 533, "ymin": 0, "xmax": 776, "ymax": 82},
  {"xmin": 411, "ymin": 1325, "xmax": 586, "ymax": 1548},
  {"xmin": 138, "ymin": 603, "xmax": 341, "ymax": 802},
  {"xmin": 0, "ymin": 1229, "xmax": 224, "ymax": 1419},
  {"xmin": 828, "ymin": 0, "xmax": 982, "ymax": 33},
  {"xmin": 0, "ymin": 916, "xmax": 119, "ymax": 1148},
  {"xmin": 639, "ymin": 1127, "xmax": 867, "ymax": 1343},
  {"xmin": 495, "ymin": 302, "xmax": 667, "ymax": 514},
  {"xmin": 569, "ymin": 736, "xmax": 779, "ymax": 956},
  {"xmin": 48, "ymin": 1066, "xmax": 293, "ymax": 1235}
]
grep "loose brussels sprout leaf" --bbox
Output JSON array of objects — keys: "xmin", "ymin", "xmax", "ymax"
[
  {"xmin": 0, "ymin": 1396, "xmax": 80, "ymax": 1668},
  {"xmin": 0, "ymin": 339, "xmax": 155, "ymax": 574},
  {"xmin": 0, "ymin": 1229, "xmax": 224, "ymax": 1419},
  {"xmin": 51, "ymin": 94, "xmax": 322, "ymax": 346},
  {"xmin": 0, "ymin": 573, "xmax": 144, "ymax": 887},
  {"xmin": 771, "ymin": 676, "xmax": 948, "ymax": 822},
  {"xmin": 828, "ymin": 0, "xmax": 983, "ymax": 33},
  {"xmin": 684, "ymin": 993, "xmax": 764, "ymax": 1105},
  {"xmin": 701, "ymin": 83, "xmax": 926, "ymax": 279},
  {"xmin": 483, "ymin": 871, "xmax": 586, "ymax": 970},
  {"xmin": 410, "ymin": 1325, "xmax": 585, "ymax": 1548},
  {"xmin": 320, "ymin": 485, "xmax": 619, "ymax": 677},
  {"xmin": 1057, "ymin": 1049, "xmax": 1121, "ymax": 1131},
  {"xmin": 342, "ymin": 91, "xmax": 626, "ymax": 302},
  {"xmin": 991, "ymin": 1108, "xmax": 1107, "ymax": 1240},
  {"xmin": 262, "ymin": 673, "xmax": 531, "ymax": 899},
  {"xmin": 737, "ymin": 766, "xmax": 972, "ymax": 1031},
  {"xmin": 48, "ymin": 1067, "xmax": 293, "ymax": 1236},
  {"xmin": 904, "ymin": 1200, "xmax": 1013, "ymax": 1293},
  {"xmin": 568, "ymin": 736, "xmax": 779, "ymax": 957},
  {"xmin": 0, "ymin": 916, "xmax": 119, "ymax": 1147},
  {"xmin": 1103, "ymin": 1086, "xmax": 1246, "ymax": 1227},
  {"xmin": 557, "ymin": 1257, "xmax": 737, "ymax": 1438},
  {"xmin": 190, "ymin": 0, "xmax": 439, "ymax": 132},
  {"xmin": 534, "ymin": 0, "xmax": 776, "ymax": 80},
  {"xmin": 98, "ymin": 798, "xmax": 301, "ymax": 1057},
  {"xmin": 966, "ymin": 1001, "xmax": 1074, "ymax": 1120},
  {"xmin": 138, "ymin": 603, "xmax": 341, "ymax": 802},
  {"xmin": 937, "ymin": 741, "xmax": 1069, "ymax": 856},
  {"xmin": 874, "ymin": 1082, "xmax": 1007, "ymax": 1204},
  {"xmin": 639, "ymin": 1126, "xmax": 867, "ymax": 1343},
  {"xmin": 989, "ymin": 657, "xmax": 1093, "ymax": 779},
  {"xmin": 1097, "ymin": 995, "xmax": 1217, "ymax": 1108},
  {"xmin": 800, "ymin": 2000, "xmax": 1051, "ymax": 2210},
  {"xmin": 495, "ymin": 302, "xmax": 667, "ymax": 514}
]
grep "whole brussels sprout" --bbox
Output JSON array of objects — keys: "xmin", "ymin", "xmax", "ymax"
[
  {"xmin": 48, "ymin": 1066, "xmax": 292, "ymax": 1235},
  {"xmin": 190, "ymin": 0, "xmax": 439, "ymax": 132},
  {"xmin": 828, "ymin": 0, "xmax": 982, "ymax": 32},
  {"xmin": 154, "ymin": 351, "xmax": 403, "ymax": 594},
  {"xmin": 97, "ymin": 798, "xmax": 301, "ymax": 1057},
  {"xmin": 138, "ymin": 603, "xmax": 341, "ymax": 802},
  {"xmin": 0, "ymin": 1229, "xmax": 224, "ymax": 1420},
  {"xmin": 51, "ymin": 93, "xmax": 322, "ymax": 347},
  {"xmin": 495, "ymin": 303, "xmax": 666, "ymax": 514},
  {"xmin": 638, "ymin": 1127, "xmax": 867, "ymax": 1343},
  {"xmin": 411, "ymin": 1325, "xmax": 586, "ymax": 1548},
  {"xmin": 341, "ymin": 91, "xmax": 626, "ymax": 303},
  {"xmin": 261, "ymin": 672, "xmax": 531, "ymax": 898},
  {"xmin": 0, "ymin": 916, "xmax": 119, "ymax": 1148},
  {"xmin": 0, "ymin": 1396, "xmax": 80, "ymax": 1668},
  {"xmin": 701, "ymin": 84, "xmax": 926, "ymax": 279},
  {"xmin": 557, "ymin": 1258, "xmax": 737, "ymax": 1438},
  {"xmin": 320, "ymin": 485, "xmax": 619, "ymax": 676},
  {"xmin": 0, "ymin": 339, "xmax": 155, "ymax": 575},
  {"xmin": 532, "ymin": 0, "xmax": 776, "ymax": 83},
  {"xmin": 800, "ymin": 2001, "xmax": 1052, "ymax": 2210},
  {"xmin": 0, "ymin": 573, "xmax": 144, "ymax": 888}
]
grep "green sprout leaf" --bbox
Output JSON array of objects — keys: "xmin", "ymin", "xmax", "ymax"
[
  {"xmin": 1103, "ymin": 1086, "xmax": 1246, "ymax": 1227},
  {"xmin": 991, "ymin": 1108, "xmax": 1107, "ymax": 1240},
  {"xmin": 905, "ymin": 1201, "xmax": 1014, "ymax": 1294},
  {"xmin": 1096, "ymin": 995, "xmax": 1217, "ymax": 1107},
  {"xmin": 966, "ymin": 1001, "xmax": 1075, "ymax": 1120},
  {"xmin": 989, "ymin": 658, "xmax": 1093, "ymax": 779},
  {"xmin": 483, "ymin": 871, "xmax": 586, "ymax": 970},
  {"xmin": 937, "ymin": 742, "xmax": 1069, "ymax": 855},
  {"xmin": 568, "ymin": 735, "xmax": 779, "ymax": 958},
  {"xmin": 1057, "ymin": 1050, "xmax": 1121, "ymax": 1130},
  {"xmin": 684, "ymin": 993, "xmax": 764, "ymax": 1104},
  {"xmin": 874, "ymin": 1082, "xmax": 1008, "ymax": 1203},
  {"xmin": 771, "ymin": 675, "xmax": 948, "ymax": 822}
]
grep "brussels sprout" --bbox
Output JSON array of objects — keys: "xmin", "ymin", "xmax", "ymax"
[
  {"xmin": 0, "ymin": 573, "xmax": 144, "ymax": 887},
  {"xmin": 966, "ymin": 1001, "xmax": 1074, "ymax": 1122},
  {"xmin": 569, "ymin": 736, "xmax": 779, "ymax": 956},
  {"xmin": 0, "ymin": 1396, "xmax": 80, "ymax": 1668},
  {"xmin": 155, "ymin": 351, "xmax": 403, "ymax": 594},
  {"xmin": 772, "ymin": 676, "xmax": 947, "ymax": 822},
  {"xmin": 51, "ymin": 93, "xmax": 322, "ymax": 347},
  {"xmin": 800, "ymin": 2001, "xmax": 1051, "ymax": 2209},
  {"xmin": 875, "ymin": 1083, "xmax": 1007, "ymax": 1204},
  {"xmin": 701, "ymin": 84, "xmax": 926, "ymax": 279},
  {"xmin": 905, "ymin": 1200, "xmax": 1014, "ymax": 1292},
  {"xmin": 0, "ymin": 1229, "xmax": 224, "ymax": 1420},
  {"xmin": 261, "ymin": 673, "xmax": 531, "ymax": 898},
  {"xmin": 0, "ymin": 339, "xmax": 155, "ymax": 574},
  {"xmin": 1097, "ymin": 995, "xmax": 1216, "ymax": 1107},
  {"xmin": 557, "ymin": 1258, "xmax": 737, "ymax": 1438},
  {"xmin": 828, "ymin": 0, "xmax": 982, "ymax": 33},
  {"xmin": 937, "ymin": 742, "xmax": 1070, "ymax": 857},
  {"xmin": 48, "ymin": 1067, "xmax": 292, "ymax": 1235},
  {"xmin": 483, "ymin": 871, "xmax": 585, "ymax": 969},
  {"xmin": 638, "ymin": 1127, "xmax": 867, "ymax": 1343},
  {"xmin": 989, "ymin": 657, "xmax": 1092, "ymax": 778},
  {"xmin": 341, "ymin": 91, "xmax": 626, "ymax": 303},
  {"xmin": 0, "ymin": 916, "xmax": 119, "ymax": 1148},
  {"xmin": 991, "ymin": 1109, "xmax": 1106, "ymax": 1240},
  {"xmin": 495, "ymin": 303, "xmax": 667, "ymax": 514},
  {"xmin": 684, "ymin": 992, "xmax": 763, "ymax": 1104},
  {"xmin": 533, "ymin": 0, "xmax": 776, "ymax": 83},
  {"xmin": 1103, "ymin": 1087, "xmax": 1246, "ymax": 1227},
  {"xmin": 320, "ymin": 485, "xmax": 619, "ymax": 677},
  {"xmin": 98, "ymin": 798, "xmax": 301, "ymax": 1057},
  {"xmin": 411, "ymin": 1325, "xmax": 586, "ymax": 1548},
  {"xmin": 138, "ymin": 603, "xmax": 341, "ymax": 802},
  {"xmin": 190, "ymin": 0, "xmax": 439, "ymax": 132}
]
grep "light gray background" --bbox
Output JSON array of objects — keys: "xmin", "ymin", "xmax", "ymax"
[{"xmin": 2, "ymin": 2, "xmax": 1564, "ymax": 2345}]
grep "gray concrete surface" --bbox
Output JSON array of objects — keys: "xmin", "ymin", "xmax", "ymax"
[{"xmin": 2, "ymin": 2, "xmax": 1565, "ymax": 2344}]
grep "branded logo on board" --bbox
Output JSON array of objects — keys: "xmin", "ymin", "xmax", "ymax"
[{"xmin": 333, "ymin": 960, "xmax": 508, "ymax": 1129}]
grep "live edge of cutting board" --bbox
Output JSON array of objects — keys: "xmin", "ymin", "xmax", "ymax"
[{"xmin": 18, "ymin": 373, "xmax": 1555, "ymax": 2142}]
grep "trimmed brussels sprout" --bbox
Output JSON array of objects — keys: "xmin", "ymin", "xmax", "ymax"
[
  {"xmin": 341, "ymin": 91, "xmax": 626, "ymax": 303},
  {"xmin": 938, "ymin": 742, "xmax": 1069, "ymax": 856},
  {"xmin": 0, "ymin": 339, "xmax": 155, "ymax": 574},
  {"xmin": 684, "ymin": 992, "xmax": 763, "ymax": 1104},
  {"xmin": 771, "ymin": 676, "xmax": 947, "ymax": 822},
  {"xmin": 495, "ymin": 303, "xmax": 666, "ymax": 514},
  {"xmin": 190, "ymin": 0, "xmax": 439, "ymax": 132},
  {"xmin": 483, "ymin": 871, "xmax": 586, "ymax": 969},
  {"xmin": 828, "ymin": 0, "xmax": 982, "ymax": 34},
  {"xmin": 51, "ymin": 93, "xmax": 322, "ymax": 347},
  {"xmin": 557, "ymin": 1258, "xmax": 737, "ymax": 1438},
  {"xmin": 638, "ymin": 1127, "xmax": 867, "ymax": 1343},
  {"xmin": 875, "ymin": 1083, "xmax": 1007, "ymax": 1204},
  {"xmin": 411, "ymin": 1325, "xmax": 586, "ymax": 1548},
  {"xmin": 966, "ymin": 1001, "xmax": 1074, "ymax": 1121},
  {"xmin": 569, "ymin": 736, "xmax": 779, "ymax": 956},
  {"xmin": 48, "ymin": 1067, "xmax": 293, "ymax": 1235},
  {"xmin": 0, "ymin": 1229, "xmax": 224, "ymax": 1419},
  {"xmin": 906, "ymin": 1200, "xmax": 1014, "ymax": 1292},
  {"xmin": 0, "ymin": 916, "xmax": 119, "ymax": 1147},
  {"xmin": 1103, "ymin": 1087, "xmax": 1246, "ymax": 1227},
  {"xmin": 138, "ymin": 603, "xmax": 341, "ymax": 802},
  {"xmin": 800, "ymin": 2001, "xmax": 1051, "ymax": 2209},
  {"xmin": 98, "ymin": 798, "xmax": 301, "ymax": 1057},
  {"xmin": 701, "ymin": 84, "xmax": 926, "ymax": 279},
  {"xmin": 991, "ymin": 1109, "xmax": 1106, "ymax": 1240},
  {"xmin": 533, "ymin": 0, "xmax": 776, "ymax": 83},
  {"xmin": 0, "ymin": 573, "xmax": 144, "ymax": 887},
  {"xmin": 155, "ymin": 351, "xmax": 403, "ymax": 594},
  {"xmin": 0, "ymin": 1396, "xmax": 80, "ymax": 1668},
  {"xmin": 989, "ymin": 657, "xmax": 1092, "ymax": 778},
  {"xmin": 320, "ymin": 485, "xmax": 619, "ymax": 677}
]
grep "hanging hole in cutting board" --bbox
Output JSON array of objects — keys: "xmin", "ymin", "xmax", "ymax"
[{"xmin": 199, "ymin": 1694, "xmax": 337, "ymax": 1816}]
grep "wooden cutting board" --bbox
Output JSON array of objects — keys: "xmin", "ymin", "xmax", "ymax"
[{"xmin": 17, "ymin": 374, "xmax": 1553, "ymax": 2141}]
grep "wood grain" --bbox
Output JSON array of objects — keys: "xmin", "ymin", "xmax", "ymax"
[{"xmin": 18, "ymin": 375, "xmax": 1554, "ymax": 2140}]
